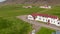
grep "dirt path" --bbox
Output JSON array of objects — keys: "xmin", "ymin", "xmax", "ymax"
[
  {"xmin": 17, "ymin": 15, "xmax": 42, "ymax": 32},
  {"xmin": 16, "ymin": 15, "xmax": 60, "ymax": 34}
]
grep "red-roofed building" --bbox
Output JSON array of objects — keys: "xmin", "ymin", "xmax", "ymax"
[{"xmin": 27, "ymin": 13, "xmax": 60, "ymax": 26}]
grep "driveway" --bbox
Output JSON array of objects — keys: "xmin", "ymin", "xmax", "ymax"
[{"xmin": 16, "ymin": 15, "xmax": 60, "ymax": 33}]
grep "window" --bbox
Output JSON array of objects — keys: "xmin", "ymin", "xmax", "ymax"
[
  {"xmin": 43, "ymin": 19, "xmax": 44, "ymax": 21},
  {"xmin": 54, "ymin": 21, "xmax": 55, "ymax": 23},
  {"xmin": 46, "ymin": 19, "xmax": 47, "ymax": 21},
  {"xmin": 39, "ymin": 18, "xmax": 41, "ymax": 20},
  {"xmin": 29, "ymin": 16, "xmax": 32, "ymax": 18},
  {"xmin": 51, "ymin": 21, "xmax": 53, "ymax": 22},
  {"xmin": 58, "ymin": 22, "xmax": 60, "ymax": 24}
]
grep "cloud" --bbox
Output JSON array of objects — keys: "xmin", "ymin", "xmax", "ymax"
[{"xmin": 0, "ymin": 0, "xmax": 6, "ymax": 2}]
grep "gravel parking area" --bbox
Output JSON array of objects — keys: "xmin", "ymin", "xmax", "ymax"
[{"xmin": 16, "ymin": 15, "xmax": 60, "ymax": 34}]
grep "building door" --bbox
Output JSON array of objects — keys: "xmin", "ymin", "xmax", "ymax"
[
  {"xmin": 48, "ymin": 20, "xmax": 50, "ymax": 23},
  {"xmin": 47, "ymin": 20, "xmax": 50, "ymax": 25}
]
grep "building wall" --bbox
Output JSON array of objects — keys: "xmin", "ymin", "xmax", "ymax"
[
  {"xmin": 28, "ymin": 15, "xmax": 34, "ymax": 20},
  {"xmin": 56, "ymin": 21, "xmax": 60, "ymax": 26},
  {"xmin": 27, "ymin": 15, "xmax": 60, "ymax": 26},
  {"xmin": 35, "ymin": 16, "xmax": 49, "ymax": 23},
  {"xmin": 40, "ymin": 6, "xmax": 51, "ymax": 9},
  {"xmin": 35, "ymin": 16, "xmax": 59, "ymax": 25}
]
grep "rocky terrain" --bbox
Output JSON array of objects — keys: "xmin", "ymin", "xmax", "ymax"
[{"xmin": 0, "ymin": 0, "xmax": 60, "ymax": 5}]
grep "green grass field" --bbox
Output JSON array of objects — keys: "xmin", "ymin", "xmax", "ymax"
[
  {"xmin": 39, "ymin": 6, "xmax": 60, "ymax": 17},
  {"xmin": 0, "ymin": 4, "xmax": 45, "ymax": 17},
  {"xmin": 36, "ymin": 6, "xmax": 60, "ymax": 34},
  {"xmin": 37, "ymin": 6, "xmax": 60, "ymax": 24},
  {"xmin": 0, "ymin": 4, "xmax": 60, "ymax": 34},
  {"xmin": 36, "ymin": 27, "xmax": 55, "ymax": 34},
  {"xmin": 0, "ymin": 17, "xmax": 32, "ymax": 34},
  {"xmin": 0, "ymin": 4, "xmax": 45, "ymax": 34}
]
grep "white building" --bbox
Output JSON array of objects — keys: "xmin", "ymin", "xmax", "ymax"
[
  {"xmin": 27, "ymin": 13, "xmax": 60, "ymax": 26},
  {"xmin": 40, "ymin": 6, "xmax": 51, "ymax": 9},
  {"xmin": 23, "ymin": 6, "xmax": 32, "ymax": 8}
]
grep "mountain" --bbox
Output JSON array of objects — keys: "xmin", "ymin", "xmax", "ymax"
[{"xmin": 0, "ymin": 0, "xmax": 60, "ymax": 5}]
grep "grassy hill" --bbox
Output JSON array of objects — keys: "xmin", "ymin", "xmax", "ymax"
[
  {"xmin": 0, "ymin": 17, "xmax": 32, "ymax": 34},
  {"xmin": 0, "ymin": 4, "xmax": 60, "ymax": 34},
  {"xmin": 0, "ymin": 4, "xmax": 44, "ymax": 17},
  {"xmin": 38, "ymin": 6, "xmax": 60, "ymax": 17},
  {"xmin": 0, "ymin": 4, "xmax": 45, "ymax": 34}
]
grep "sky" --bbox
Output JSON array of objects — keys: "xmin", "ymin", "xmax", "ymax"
[{"xmin": 0, "ymin": 0, "xmax": 6, "ymax": 2}]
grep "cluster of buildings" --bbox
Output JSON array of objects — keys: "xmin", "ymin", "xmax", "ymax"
[
  {"xmin": 27, "ymin": 13, "xmax": 60, "ymax": 26},
  {"xmin": 40, "ymin": 5, "xmax": 51, "ymax": 9},
  {"xmin": 23, "ymin": 5, "xmax": 51, "ymax": 9}
]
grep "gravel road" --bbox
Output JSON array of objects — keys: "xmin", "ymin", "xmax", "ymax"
[{"xmin": 16, "ymin": 15, "xmax": 60, "ymax": 33}]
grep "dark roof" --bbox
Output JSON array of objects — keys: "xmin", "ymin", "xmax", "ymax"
[{"xmin": 31, "ymin": 13, "xmax": 58, "ymax": 19}]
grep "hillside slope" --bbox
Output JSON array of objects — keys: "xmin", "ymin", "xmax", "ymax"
[{"xmin": 1, "ymin": 0, "xmax": 60, "ymax": 5}]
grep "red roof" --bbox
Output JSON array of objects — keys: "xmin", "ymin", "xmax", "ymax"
[{"xmin": 31, "ymin": 13, "xmax": 58, "ymax": 19}]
